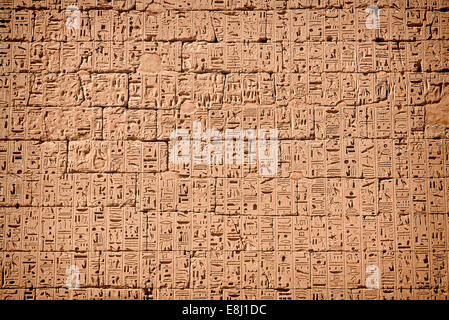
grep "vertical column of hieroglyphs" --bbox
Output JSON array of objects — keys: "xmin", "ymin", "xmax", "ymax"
[{"xmin": 0, "ymin": 0, "xmax": 448, "ymax": 300}]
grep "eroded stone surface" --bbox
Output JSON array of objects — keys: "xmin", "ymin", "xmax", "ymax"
[
  {"xmin": 426, "ymin": 89, "xmax": 449, "ymax": 127},
  {"xmin": 1, "ymin": 1, "xmax": 449, "ymax": 301},
  {"xmin": 138, "ymin": 53, "xmax": 162, "ymax": 73}
]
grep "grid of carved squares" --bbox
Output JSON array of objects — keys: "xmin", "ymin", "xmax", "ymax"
[{"xmin": 1, "ymin": 1, "xmax": 449, "ymax": 300}]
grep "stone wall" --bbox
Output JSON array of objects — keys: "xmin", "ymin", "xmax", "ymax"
[{"xmin": 1, "ymin": 0, "xmax": 449, "ymax": 299}]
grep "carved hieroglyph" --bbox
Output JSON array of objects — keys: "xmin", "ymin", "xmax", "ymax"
[{"xmin": 1, "ymin": 0, "xmax": 449, "ymax": 300}]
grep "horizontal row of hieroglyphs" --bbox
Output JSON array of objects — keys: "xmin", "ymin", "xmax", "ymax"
[
  {"xmin": 0, "ymin": 103, "xmax": 444, "ymax": 140},
  {"xmin": 0, "ymin": 72, "xmax": 447, "ymax": 107},
  {"xmin": 2, "ymin": 0, "xmax": 449, "ymax": 10},
  {"xmin": 0, "ymin": 137, "xmax": 449, "ymax": 175},
  {"xmin": 1, "ymin": 41, "xmax": 449, "ymax": 73},
  {"xmin": 1, "ymin": 8, "xmax": 449, "ymax": 42},
  {"xmin": 0, "ymin": 287, "xmax": 447, "ymax": 300},
  {"xmin": 0, "ymin": 174, "xmax": 448, "ymax": 212},
  {"xmin": 1, "ymin": 198, "xmax": 448, "ymax": 250},
  {"xmin": 1, "ymin": 248, "xmax": 447, "ymax": 299}
]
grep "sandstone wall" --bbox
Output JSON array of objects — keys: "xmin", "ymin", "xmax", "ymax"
[{"xmin": 1, "ymin": 0, "xmax": 449, "ymax": 299}]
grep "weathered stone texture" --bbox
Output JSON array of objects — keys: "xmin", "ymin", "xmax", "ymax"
[{"xmin": 1, "ymin": 0, "xmax": 449, "ymax": 300}]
